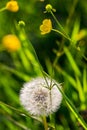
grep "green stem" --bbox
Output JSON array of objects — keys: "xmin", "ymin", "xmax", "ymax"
[
  {"xmin": 56, "ymin": 84, "xmax": 87, "ymax": 130},
  {"xmin": 50, "ymin": 11, "xmax": 74, "ymax": 66},
  {"xmin": 42, "ymin": 116, "xmax": 48, "ymax": 130},
  {"xmin": 52, "ymin": 28, "xmax": 72, "ymax": 42},
  {"xmin": 0, "ymin": 63, "xmax": 30, "ymax": 81},
  {"xmin": 0, "ymin": 7, "xmax": 6, "ymax": 12},
  {"xmin": 0, "ymin": 101, "xmax": 42, "ymax": 122},
  {"xmin": 17, "ymin": 23, "xmax": 50, "ymax": 87},
  {"xmin": 66, "ymin": 0, "xmax": 78, "ymax": 28},
  {"xmin": 50, "ymin": 11, "xmax": 70, "ymax": 39}
]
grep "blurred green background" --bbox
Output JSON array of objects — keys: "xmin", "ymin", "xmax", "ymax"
[{"xmin": 0, "ymin": 0, "xmax": 87, "ymax": 130}]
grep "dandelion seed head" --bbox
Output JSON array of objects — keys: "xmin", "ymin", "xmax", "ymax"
[{"xmin": 20, "ymin": 77, "xmax": 62, "ymax": 116}]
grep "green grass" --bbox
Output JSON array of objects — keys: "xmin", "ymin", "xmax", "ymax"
[{"xmin": 0, "ymin": 0, "xmax": 87, "ymax": 130}]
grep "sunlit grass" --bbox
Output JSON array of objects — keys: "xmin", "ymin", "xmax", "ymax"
[{"xmin": 0, "ymin": 0, "xmax": 87, "ymax": 130}]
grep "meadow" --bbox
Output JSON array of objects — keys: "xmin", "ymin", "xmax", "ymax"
[{"xmin": 0, "ymin": 0, "xmax": 87, "ymax": 130}]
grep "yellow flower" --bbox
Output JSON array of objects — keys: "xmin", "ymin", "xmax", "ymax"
[
  {"xmin": 6, "ymin": 1, "xmax": 19, "ymax": 12},
  {"xmin": 2, "ymin": 34, "xmax": 21, "ymax": 52},
  {"xmin": 40, "ymin": 19, "xmax": 52, "ymax": 35}
]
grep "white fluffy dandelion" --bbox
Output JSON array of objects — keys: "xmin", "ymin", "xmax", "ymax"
[{"xmin": 20, "ymin": 77, "xmax": 62, "ymax": 116}]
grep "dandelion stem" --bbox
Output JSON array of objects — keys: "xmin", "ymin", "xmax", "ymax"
[
  {"xmin": 42, "ymin": 116, "xmax": 48, "ymax": 130},
  {"xmin": 0, "ymin": 7, "xmax": 6, "ymax": 12}
]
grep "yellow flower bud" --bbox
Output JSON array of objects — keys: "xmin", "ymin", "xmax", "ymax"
[
  {"xmin": 2, "ymin": 34, "xmax": 21, "ymax": 52},
  {"xmin": 45, "ymin": 4, "xmax": 53, "ymax": 12},
  {"xmin": 18, "ymin": 21, "xmax": 25, "ymax": 28},
  {"xmin": 45, "ymin": 4, "xmax": 56, "ymax": 13},
  {"xmin": 40, "ymin": 19, "xmax": 52, "ymax": 35},
  {"xmin": 6, "ymin": 1, "xmax": 19, "ymax": 12}
]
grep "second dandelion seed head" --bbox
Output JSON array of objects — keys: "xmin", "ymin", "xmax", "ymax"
[{"xmin": 20, "ymin": 77, "xmax": 62, "ymax": 116}]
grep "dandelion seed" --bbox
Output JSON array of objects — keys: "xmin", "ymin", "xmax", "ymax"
[
  {"xmin": 6, "ymin": 1, "xmax": 19, "ymax": 12},
  {"xmin": 2, "ymin": 34, "xmax": 21, "ymax": 52},
  {"xmin": 40, "ymin": 19, "xmax": 52, "ymax": 35},
  {"xmin": 20, "ymin": 77, "xmax": 62, "ymax": 116}
]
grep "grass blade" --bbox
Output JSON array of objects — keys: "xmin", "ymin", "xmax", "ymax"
[
  {"xmin": 0, "ymin": 63, "xmax": 30, "ymax": 81},
  {"xmin": 56, "ymin": 84, "xmax": 87, "ymax": 130},
  {"xmin": 64, "ymin": 47, "xmax": 81, "ymax": 76},
  {"xmin": 83, "ymin": 68, "xmax": 87, "ymax": 94}
]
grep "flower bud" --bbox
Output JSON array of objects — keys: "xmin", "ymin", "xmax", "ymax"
[{"xmin": 45, "ymin": 4, "xmax": 53, "ymax": 12}]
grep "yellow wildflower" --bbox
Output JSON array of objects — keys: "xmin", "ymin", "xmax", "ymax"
[
  {"xmin": 6, "ymin": 1, "xmax": 19, "ymax": 12},
  {"xmin": 40, "ymin": 19, "xmax": 52, "ymax": 35},
  {"xmin": 2, "ymin": 34, "xmax": 21, "ymax": 52}
]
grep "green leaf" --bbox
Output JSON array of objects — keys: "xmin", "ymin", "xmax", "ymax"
[
  {"xmin": 17, "ymin": 48, "xmax": 32, "ymax": 72},
  {"xmin": 6, "ymin": 116, "xmax": 30, "ymax": 130},
  {"xmin": 0, "ymin": 103, "xmax": 12, "ymax": 115},
  {"xmin": 55, "ymin": 65, "xmax": 77, "ymax": 88},
  {"xmin": 0, "ymin": 63, "xmax": 30, "ymax": 81},
  {"xmin": 0, "ymin": 101, "xmax": 42, "ymax": 123},
  {"xmin": 64, "ymin": 47, "xmax": 81, "ymax": 76},
  {"xmin": 56, "ymin": 85, "xmax": 87, "ymax": 130},
  {"xmin": 76, "ymin": 76, "xmax": 85, "ymax": 104},
  {"xmin": 71, "ymin": 17, "xmax": 80, "ymax": 44},
  {"xmin": 83, "ymin": 68, "xmax": 87, "ymax": 94},
  {"xmin": 0, "ymin": 76, "xmax": 19, "ymax": 104}
]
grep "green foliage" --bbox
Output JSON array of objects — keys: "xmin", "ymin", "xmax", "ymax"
[{"xmin": 0, "ymin": 0, "xmax": 87, "ymax": 130}]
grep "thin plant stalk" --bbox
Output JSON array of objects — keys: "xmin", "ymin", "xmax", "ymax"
[
  {"xmin": 52, "ymin": 28, "xmax": 71, "ymax": 42},
  {"xmin": 42, "ymin": 116, "xmax": 48, "ymax": 130},
  {"xmin": 56, "ymin": 84, "xmax": 87, "ymax": 130},
  {"xmin": 50, "ymin": 11, "xmax": 70, "ymax": 40},
  {"xmin": 0, "ymin": 7, "xmax": 6, "ymax": 12},
  {"xmin": 17, "ymin": 23, "xmax": 51, "ymax": 87},
  {"xmin": 66, "ymin": 0, "xmax": 78, "ymax": 28},
  {"xmin": 0, "ymin": 101, "xmax": 42, "ymax": 122}
]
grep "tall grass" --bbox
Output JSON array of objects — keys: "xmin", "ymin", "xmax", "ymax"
[{"xmin": 0, "ymin": 0, "xmax": 87, "ymax": 130}]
